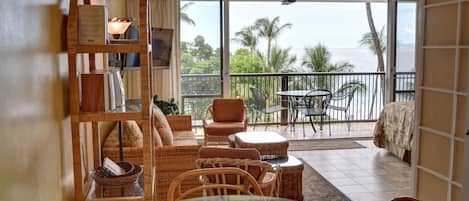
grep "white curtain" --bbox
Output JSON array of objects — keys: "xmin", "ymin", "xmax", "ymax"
[{"xmin": 124, "ymin": 0, "xmax": 181, "ymax": 102}]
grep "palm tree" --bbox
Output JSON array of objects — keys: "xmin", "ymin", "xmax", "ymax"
[
  {"xmin": 301, "ymin": 44, "xmax": 354, "ymax": 90},
  {"xmin": 359, "ymin": 26, "xmax": 386, "ymax": 55},
  {"xmin": 364, "ymin": 2, "xmax": 386, "ymax": 119},
  {"xmin": 181, "ymin": 2, "xmax": 196, "ymax": 26},
  {"xmin": 269, "ymin": 46, "xmax": 297, "ymax": 72},
  {"xmin": 232, "ymin": 26, "xmax": 258, "ymax": 56},
  {"xmin": 254, "ymin": 17, "xmax": 292, "ymax": 71}
]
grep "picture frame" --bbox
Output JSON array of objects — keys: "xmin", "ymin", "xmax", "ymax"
[{"xmin": 151, "ymin": 28, "xmax": 174, "ymax": 68}]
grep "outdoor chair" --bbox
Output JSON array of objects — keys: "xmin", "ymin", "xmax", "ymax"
[
  {"xmin": 249, "ymin": 87, "xmax": 288, "ymax": 130},
  {"xmin": 167, "ymin": 167, "xmax": 263, "ymax": 201},
  {"xmin": 202, "ymin": 99, "xmax": 248, "ymax": 145},
  {"xmin": 298, "ymin": 89, "xmax": 332, "ymax": 136},
  {"xmin": 328, "ymin": 85, "xmax": 359, "ymax": 131},
  {"xmin": 197, "ymin": 147, "xmax": 280, "ymax": 197}
]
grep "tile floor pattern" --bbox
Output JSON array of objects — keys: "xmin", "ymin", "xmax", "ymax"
[{"xmin": 291, "ymin": 140, "xmax": 413, "ymax": 201}]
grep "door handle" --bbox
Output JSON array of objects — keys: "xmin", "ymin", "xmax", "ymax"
[{"xmin": 466, "ymin": 129, "xmax": 469, "ymax": 136}]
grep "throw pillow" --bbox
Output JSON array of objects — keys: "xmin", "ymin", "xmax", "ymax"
[
  {"xmin": 152, "ymin": 106, "xmax": 173, "ymax": 145},
  {"xmin": 104, "ymin": 121, "xmax": 143, "ymax": 148}
]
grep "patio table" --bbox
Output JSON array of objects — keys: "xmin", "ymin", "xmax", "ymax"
[{"xmin": 276, "ymin": 90, "xmax": 330, "ymax": 130}]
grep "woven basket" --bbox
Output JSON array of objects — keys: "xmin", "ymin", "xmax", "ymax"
[{"xmin": 91, "ymin": 162, "xmax": 142, "ymax": 186}]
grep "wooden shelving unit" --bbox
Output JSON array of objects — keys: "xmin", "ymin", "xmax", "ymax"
[{"xmin": 66, "ymin": 0, "xmax": 155, "ymax": 201}]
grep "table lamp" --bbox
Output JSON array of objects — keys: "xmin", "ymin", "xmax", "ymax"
[{"xmin": 108, "ymin": 17, "xmax": 132, "ymax": 39}]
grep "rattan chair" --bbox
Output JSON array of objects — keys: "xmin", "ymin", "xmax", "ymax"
[
  {"xmin": 249, "ymin": 87, "xmax": 288, "ymax": 130},
  {"xmin": 328, "ymin": 85, "xmax": 358, "ymax": 131},
  {"xmin": 196, "ymin": 157, "xmax": 280, "ymax": 197},
  {"xmin": 202, "ymin": 99, "xmax": 248, "ymax": 145},
  {"xmin": 167, "ymin": 167, "xmax": 263, "ymax": 201}
]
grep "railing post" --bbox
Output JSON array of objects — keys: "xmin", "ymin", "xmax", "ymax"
[{"xmin": 281, "ymin": 75, "xmax": 288, "ymax": 125}]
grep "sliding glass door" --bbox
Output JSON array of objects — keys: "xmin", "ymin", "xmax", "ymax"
[{"xmin": 180, "ymin": 0, "xmax": 223, "ymax": 123}]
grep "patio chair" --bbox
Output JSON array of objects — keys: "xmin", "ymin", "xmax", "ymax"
[
  {"xmin": 202, "ymin": 99, "xmax": 248, "ymax": 145},
  {"xmin": 167, "ymin": 167, "xmax": 263, "ymax": 201},
  {"xmin": 299, "ymin": 89, "xmax": 332, "ymax": 136},
  {"xmin": 249, "ymin": 87, "xmax": 288, "ymax": 130},
  {"xmin": 328, "ymin": 85, "xmax": 358, "ymax": 131},
  {"xmin": 197, "ymin": 147, "xmax": 280, "ymax": 197}
]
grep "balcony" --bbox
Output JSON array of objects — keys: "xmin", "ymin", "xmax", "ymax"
[{"xmin": 181, "ymin": 72, "xmax": 415, "ymax": 138}]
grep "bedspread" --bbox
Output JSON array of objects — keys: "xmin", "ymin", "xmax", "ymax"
[{"xmin": 373, "ymin": 101, "xmax": 415, "ymax": 159}]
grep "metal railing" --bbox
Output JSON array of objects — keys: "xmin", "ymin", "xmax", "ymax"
[
  {"xmin": 394, "ymin": 72, "xmax": 416, "ymax": 102},
  {"xmin": 181, "ymin": 72, "xmax": 408, "ymax": 125}
]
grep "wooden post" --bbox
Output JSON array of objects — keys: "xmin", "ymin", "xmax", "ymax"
[{"xmin": 281, "ymin": 75, "xmax": 288, "ymax": 125}]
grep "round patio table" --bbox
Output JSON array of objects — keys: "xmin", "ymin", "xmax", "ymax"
[{"xmin": 276, "ymin": 90, "xmax": 331, "ymax": 131}]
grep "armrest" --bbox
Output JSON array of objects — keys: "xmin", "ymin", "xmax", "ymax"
[{"xmin": 166, "ymin": 115, "xmax": 192, "ymax": 131}]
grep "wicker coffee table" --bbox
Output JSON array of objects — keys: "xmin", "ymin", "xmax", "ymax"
[{"xmin": 228, "ymin": 131, "xmax": 289, "ymax": 158}]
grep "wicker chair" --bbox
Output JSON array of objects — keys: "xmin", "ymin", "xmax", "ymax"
[
  {"xmin": 197, "ymin": 147, "xmax": 280, "ymax": 197},
  {"xmin": 299, "ymin": 89, "xmax": 333, "ymax": 136},
  {"xmin": 202, "ymin": 99, "xmax": 248, "ymax": 145},
  {"xmin": 167, "ymin": 167, "xmax": 263, "ymax": 201}
]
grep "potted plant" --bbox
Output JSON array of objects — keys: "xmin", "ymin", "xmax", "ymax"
[{"xmin": 153, "ymin": 95, "xmax": 180, "ymax": 115}]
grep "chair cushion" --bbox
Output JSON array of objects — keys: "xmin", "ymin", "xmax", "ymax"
[
  {"xmin": 104, "ymin": 121, "xmax": 143, "ymax": 148},
  {"xmin": 212, "ymin": 99, "xmax": 245, "ymax": 122},
  {"xmin": 152, "ymin": 106, "xmax": 173, "ymax": 145},
  {"xmin": 205, "ymin": 122, "xmax": 246, "ymax": 136}
]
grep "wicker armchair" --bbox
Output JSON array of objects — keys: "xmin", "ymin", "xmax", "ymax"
[
  {"xmin": 167, "ymin": 167, "xmax": 263, "ymax": 201},
  {"xmin": 202, "ymin": 99, "xmax": 248, "ymax": 145},
  {"xmin": 197, "ymin": 147, "xmax": 280, "ymax": 197}
]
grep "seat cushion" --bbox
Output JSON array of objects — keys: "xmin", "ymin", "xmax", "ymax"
[
  {"xmin": 212, "ymin": 99, "xmax": 245, "ymax": 122},
  {"xmin": 104, "ymin": 120, "xmax": 143, "ymax": 148},
  {"xmin": 152, "ymin": 106, "xmax": 173, "ymax": 145},
  {"xmin": 205, "ymin": 122, "xmax": 246, "ymax": 136}
]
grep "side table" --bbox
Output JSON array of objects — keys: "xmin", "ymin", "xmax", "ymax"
[{"xmin": 265, "ymin": 155, "xmax": 304, "ymax": 201}]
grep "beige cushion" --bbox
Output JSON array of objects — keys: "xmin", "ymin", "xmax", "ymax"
[
  {"xmin": 152, "ymin": 106, "xmax": 173, "ymax": 145},
  {"xmin": 104, "ymin": 121, "xmax": 143, "ymax": 147}
]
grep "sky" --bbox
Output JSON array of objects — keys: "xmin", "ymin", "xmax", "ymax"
[{"xmin": 180, "ymin": 1, "xmax": 416, "ymax": 72}]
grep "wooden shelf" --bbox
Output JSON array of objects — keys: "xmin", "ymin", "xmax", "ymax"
[
  {"xmin": 78, "ymin": 100, "xmax": 142, "ymax": 122},
  {"xmin": 75, "ymin": 44, "xmax": 141, "ymax": 53}
]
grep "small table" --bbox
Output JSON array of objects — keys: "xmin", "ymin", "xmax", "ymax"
[
  {"xmin": 265, "ymin": 155, "xmax": 304, "ymax": 201},
  {"xmin": 276, "ymin": 90, "xmax": 331, "ymax": 131},
  {"xmin": 228, "ymin": 131, "xmax": 289, "ymax": 159}
]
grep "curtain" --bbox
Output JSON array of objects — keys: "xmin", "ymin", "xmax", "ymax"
[{"xmin": 124, "ymin": 0, "xmax": 181, "ymax": 103}]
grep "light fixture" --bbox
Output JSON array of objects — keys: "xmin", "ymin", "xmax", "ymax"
[
  {"xmin": 108, "ymin": 17, "xmax": 132, "ymax": 39},
  {"xmin": 281, "ymin": 0, "xmax": 296, "ymax": 5}
]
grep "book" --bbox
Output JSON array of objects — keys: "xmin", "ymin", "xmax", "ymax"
[
  {"xmin": 103, "ymin": 157, "xmax": 125, "ymax": 176},
  {"xmin": 81, "ymin": 72, "xmax": 109, "ymax": 112},
  {"xmin": 78, "ymin": 5, "xmax": 108, "ymax": 44},
  {"xmin": 112, "ymin": 70, "xmax": 126, "ymax": 108}
]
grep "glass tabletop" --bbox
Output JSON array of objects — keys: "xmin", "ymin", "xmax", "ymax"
[{"xmin": 182, "ymin": 195, "xmax": 293, "ymax": 201}]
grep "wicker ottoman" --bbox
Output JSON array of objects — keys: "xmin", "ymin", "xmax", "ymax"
[
  {"xmin": 229, "ymin": 131, "xmax": 289, "ymax": 158},
  {"xmin": 265, "ymin": 155, "xmax": 304, "ymax": 201}
]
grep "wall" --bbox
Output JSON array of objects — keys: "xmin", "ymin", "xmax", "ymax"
[
  {"xmin": 415, "ymin": 0, "xmax": 468, "ymax": 200},
  {"xmin": 0, "ymin": 0, "xmax": 73, "ymax": 201}
]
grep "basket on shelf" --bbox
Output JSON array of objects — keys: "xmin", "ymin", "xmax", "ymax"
[{"xmin": 91, "ymin": 161, "xmax": 143, "ymax": 186}]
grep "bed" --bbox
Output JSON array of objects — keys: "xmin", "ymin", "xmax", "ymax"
[{"xmin": 373, "ymin": 101, "xmax": 415, "ymax": 163}]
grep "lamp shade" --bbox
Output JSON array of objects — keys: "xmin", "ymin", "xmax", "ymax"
[{"xmin": 108, "ymin": 17, "xmax": 132, "ymax": 35}]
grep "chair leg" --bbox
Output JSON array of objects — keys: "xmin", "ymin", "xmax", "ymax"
[
  {"xmin": 320, "ymin": 115, "xmax": 324, "ymax": 130},
  {"xmin": 345, "ymin": 111, "xmax": 351, "ymax": 132},
  {"xmin": 265, "ymin": 113, "xmax": 268, "ymax": 131},
  {"xmin": 302, "ymin": 116, "xmax": 306, "ymax": 137},
  {"xmin": 328, "ymin": 115, "xmax": 331, "ymax": 136},
  {"xmin": 309, "ymin": 116, "xmax": 317, "ymax": 133}
]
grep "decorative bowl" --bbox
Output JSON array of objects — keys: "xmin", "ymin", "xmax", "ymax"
[{"xmin": 91, "ymin": 162, "xmax": 142, "ymax": 186}]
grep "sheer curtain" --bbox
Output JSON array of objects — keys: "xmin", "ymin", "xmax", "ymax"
[{"xmin": 125, "ymin": 0, "xmax": 181, "ymax": 102}]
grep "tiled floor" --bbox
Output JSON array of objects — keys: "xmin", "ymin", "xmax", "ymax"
[
  {"xmin": 195, "ymin": 122, "xmax": 413, "ymax": 201},
  {"xmin": 292, "ymin": 140, "xmax": 413, "ymax": 201}
]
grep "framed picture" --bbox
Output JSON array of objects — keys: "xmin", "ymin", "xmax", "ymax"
[{"xmin": 152, "ymin": 28, "xmax": 174, "ymax": 68}]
